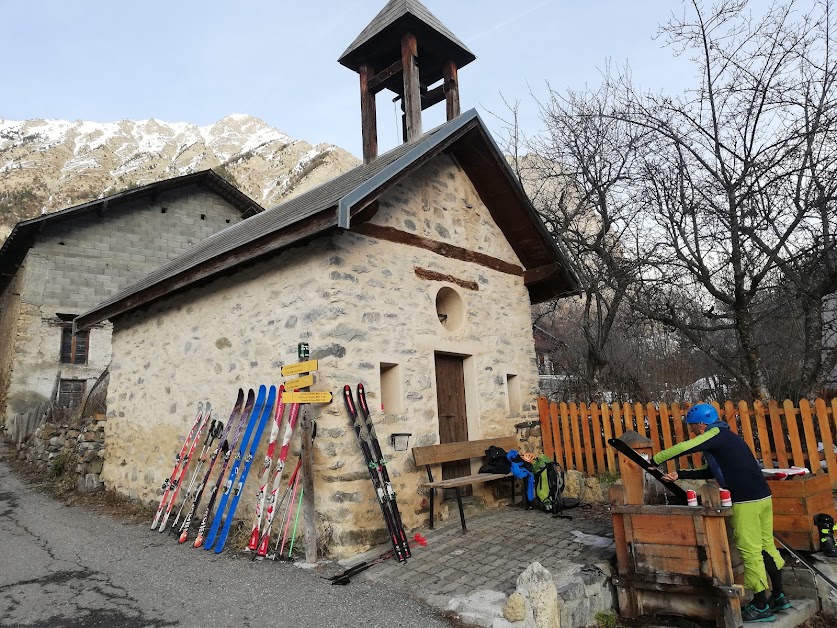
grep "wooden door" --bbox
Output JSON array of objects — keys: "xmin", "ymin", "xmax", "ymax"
[{"xmin": 435, "ymin": 354, "xmax": 471, "ymax": 495}]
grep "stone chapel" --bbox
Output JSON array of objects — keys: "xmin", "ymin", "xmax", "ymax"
[{"xmin": 75, "ymin": 0, "xmax": 578, "ymax": 556}]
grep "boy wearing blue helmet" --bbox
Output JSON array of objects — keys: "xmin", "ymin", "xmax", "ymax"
[{"xmin": 653, "ymin": 403, "xmax": 788, "ymax": 623}]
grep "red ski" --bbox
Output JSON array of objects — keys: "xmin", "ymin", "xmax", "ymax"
[{"xmin": 151, "ymin": 403, "xmax": 206, "ymax": 530}]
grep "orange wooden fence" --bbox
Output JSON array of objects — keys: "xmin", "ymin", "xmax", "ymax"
[{"xmin": 537, "ymin": 397, "xmax": 837, "ymax": 489}]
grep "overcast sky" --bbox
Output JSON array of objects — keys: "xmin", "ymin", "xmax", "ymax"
[{"xmin": 1, "ymin": 0, "xmax": 774, "ymax": 158}]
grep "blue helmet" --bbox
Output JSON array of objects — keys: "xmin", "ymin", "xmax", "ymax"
[{"xmin": 686, "ymin": 403, "xmax": 719, "ymax": 425}]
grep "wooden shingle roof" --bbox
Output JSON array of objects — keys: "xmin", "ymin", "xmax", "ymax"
[
  {"xmin": 338, "ymin": 0, "xmax": 475, "ymax": 87},
  {"xmin": 75, "ymin": 111, "xmax": 579, "ymax": 331},
  {"xmin": 0, "ymin": 170, "xmax": 263, "ymax": 295}
]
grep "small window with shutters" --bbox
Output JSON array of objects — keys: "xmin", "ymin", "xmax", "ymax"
[
  {"xmin": 60, "ymin": 326, "xmax": 89, "ymax": 365},
  {"xmin": 57, "ymin": 379, "xmax": 86, "ymax": 408}
]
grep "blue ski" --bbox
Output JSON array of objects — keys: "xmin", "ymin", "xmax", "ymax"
[
  {"xmin": 204, "ymin": 385, "xmax": 267, "ymax": 551},
  {"xmin": 213, "ymin": 384, "xmax": 277, "ymax": 553}
]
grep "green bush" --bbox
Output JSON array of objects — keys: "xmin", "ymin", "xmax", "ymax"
[{"xmin": 595, "ymin": 611, "xmax": 619, "ymax": 628}]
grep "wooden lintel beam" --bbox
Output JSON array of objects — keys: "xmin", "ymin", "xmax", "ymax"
[
  {"xmin": 414, "ymin": 266, "xmax": 479, "ymax": 291},
  {"xmin": 353, "ymin": 223, "xmax": 523, "ymax": 277},
  {"xmin": 523, "ymin": 263, "xmax": 559, "ymax": 286},
  {"xmin": 368, "ymin": 59, "xmax": 403, "ymax": 94}
]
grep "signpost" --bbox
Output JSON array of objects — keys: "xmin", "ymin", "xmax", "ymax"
[{"xmin": 283, "ymin": 342, "xmax": 330, "ymax": 564}]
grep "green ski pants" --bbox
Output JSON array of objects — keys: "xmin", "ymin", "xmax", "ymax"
[{"xmin": 730, "ymin": 497, "xmax": 785, "ymax": 593}]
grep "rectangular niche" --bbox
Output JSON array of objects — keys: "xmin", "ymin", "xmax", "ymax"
[
  {"xmin": 506, "ymin": 373, "xmax": 521, "ymax": 415},
  {"xmin": 380, "ymin": 362, "xmax": 402, "ymax": 413}
]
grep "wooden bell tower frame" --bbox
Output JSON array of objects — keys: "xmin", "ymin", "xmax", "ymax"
[{"xmin": 338, "ymin": 0, "xmax": 476, "ymax": 163}]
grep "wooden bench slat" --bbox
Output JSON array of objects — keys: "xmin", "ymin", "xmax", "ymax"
[
  {"xmin": 412, "ymin": 436, "xmax": 518, "ymax": 466},
  {"xmin": 420, "ymin": 472, "xmax": 512, "ymax": 489},
  {"xmin": 412, "ymin": 436, "xmax": 521, "ymax": 532}
]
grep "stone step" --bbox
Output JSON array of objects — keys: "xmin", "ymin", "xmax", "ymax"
[{"xmin": 770, "ymin": 597, "xmax": 819, "ymax": 627}]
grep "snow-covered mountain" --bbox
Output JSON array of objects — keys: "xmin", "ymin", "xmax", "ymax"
[{"xmin": 0, "ymin": 114, "xmax": 360, "ymax": 242}]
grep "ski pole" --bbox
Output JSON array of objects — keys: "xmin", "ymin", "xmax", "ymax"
[
  {"xmin": 774, "ymin": 533, "xmax": 837, "ymax": 595},
  {"xmin": 328, "ymin": 534, "xmax": 428, "ymax": 584},
  {"xmin": 287, "ymin": 486, "xmax": 304, "ymax": 559},
  {"xmin": 255, "ymin": 458, "xmax": 301, "ymax": 559},
  {"xmin": 279, "ymin": 467, "xmax": 303, "ymax": 558}
]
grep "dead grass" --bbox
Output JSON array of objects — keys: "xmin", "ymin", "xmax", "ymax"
[
  {"xmin": 799, "ymin": 614, "xmax": 836, "ymax": 628},
  {"xmin": 1, "ymin": 441, "xmax": 155, "ymax": 524}
]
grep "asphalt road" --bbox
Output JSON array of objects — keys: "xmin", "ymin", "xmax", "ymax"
[{"xmin": 0, "ymin": 451, "xmax": 451, "ymax": 628}]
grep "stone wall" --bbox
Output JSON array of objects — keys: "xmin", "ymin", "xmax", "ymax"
[
  {"xmin": 0, "ymin": 270, "xmax": 24, "ymax": 416},
  {"xmin": 14, "ymin": 411, "xmax": 107, "ymax": 492},
  {"xmin": 101, "ymin": 154, "xmax": 545, "ymax": 557},
  {"xmin": 2, "ymin": 186, "xmax": 245, "ymax": 420}
]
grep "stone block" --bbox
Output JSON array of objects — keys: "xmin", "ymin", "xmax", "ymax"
[
  {"xmin": 78, "ymin": 473, "xmax": 102, "ymax": 493},
  {"xmin": 516, "ymin": 562, "xmax": 559, "ymax": 627},
  {"xmin": 503, "ymin": 592, "xmax": 526, "ymax": 622},
  {"xmin": 87, "ymin": 460, "xmax": 104, "ymax": 475}
]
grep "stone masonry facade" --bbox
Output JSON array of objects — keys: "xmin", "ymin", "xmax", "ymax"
[
  {"xmin": 1, "ymin": 185, "xmax": 246, "ymax": 419},
  {"xmin": 102, "ymin": 155, "xmax": 544, "ymax": 558}
]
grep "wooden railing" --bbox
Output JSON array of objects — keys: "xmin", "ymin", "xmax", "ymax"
[{"xmin": 537, "ymin": 397, "xmax": 837, "ymax": 489}]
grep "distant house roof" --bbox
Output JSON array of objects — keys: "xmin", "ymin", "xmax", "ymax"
[
  {"xmin": 0, "ymin": 170, "xmax": 264, "ymax": 294},
  {"xmin": 75, "ymin": 110, "xmax": 579, "ymax": 331},
  {"xmin": 338, "ymin": 0, "xmax": 475, "ymax": 88}
]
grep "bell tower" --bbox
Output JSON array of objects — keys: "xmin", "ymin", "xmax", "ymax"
[{"xmin": 338, "ymin": 0, "xmax": 476, "ymax": 163}]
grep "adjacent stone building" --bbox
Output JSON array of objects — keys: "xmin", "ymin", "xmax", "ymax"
[
  {"xmin": 0, "ymin": 170, "xmax": 262, "ymax": 425},
  {"xmin": 74, "ymin": 0, "xmax": 579, "ymax": 557}
]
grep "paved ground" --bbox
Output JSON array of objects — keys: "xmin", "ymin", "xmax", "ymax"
[
  {"xmin": 358, "ymin": 501, "xmax": 615, "ymax": 603},
  {"xmin": 4, "ymin": 441, "xmax": 829, "ymax": 628},
  {"xmin": 1, "ymin": 433, "xmax": 618, "ymax": 628},
  {"xmin": 0, "ymin": 448, "xmax": 450, "ymax": 628}
]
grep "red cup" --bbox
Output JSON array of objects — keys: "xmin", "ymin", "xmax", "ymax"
[
  {"xmin": 720, "ymin": 489, "xmax": 732, "ymax": 507},
  {"xmin": 686, "ymin": 489, "xmax": 698, "ymax": 506}
]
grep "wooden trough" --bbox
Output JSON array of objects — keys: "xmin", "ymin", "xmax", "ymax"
[
  {"xmin": 770, "ymin": 471, "xmax": 836, "ymax": 552},
  {"xmin": 610, "ymin": 432, "xmax": 744, "ymax": 628}
]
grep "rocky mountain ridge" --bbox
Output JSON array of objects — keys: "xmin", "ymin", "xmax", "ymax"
[{"xmin": 0, "ymin": 114, "xmax": 360, "ymax": 243}]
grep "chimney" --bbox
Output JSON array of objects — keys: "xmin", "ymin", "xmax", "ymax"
[{"xmin": 338, "ymin": 0, "xmax": 476, "ymax": 163}]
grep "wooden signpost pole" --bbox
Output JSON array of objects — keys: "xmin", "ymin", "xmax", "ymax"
[{"xmin": 281, "ymin": 343, "xmax": 332, "ymax": 565}]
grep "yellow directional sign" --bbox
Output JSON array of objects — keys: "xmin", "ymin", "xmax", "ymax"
[
  {"xmin": 281, "ymin": 360, "xmax": 319, "ymax": 377},
  {"xmin": 282, "ymin": 374, "xmax": 314, "ymax": 391},
  {"xmin": 282, "ymin": 391, "xmax": 333, "ymax": 404}
]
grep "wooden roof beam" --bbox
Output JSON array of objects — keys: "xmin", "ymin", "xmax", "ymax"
[
  {"xmin": 368, "ymin": 59, "xmax": 403, "ymax": 94},
  {"xmin": 421, "ymin": 85, "xmax": 446, "ymax": 111},
  {"xmin": 523, "ymin": 263, "xmax": 560, "ymax": 286}
]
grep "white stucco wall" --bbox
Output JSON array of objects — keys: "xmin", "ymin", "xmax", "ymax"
[{"xmin": 103, "ymin": 155, "xmax": 543, "ymax": 556}]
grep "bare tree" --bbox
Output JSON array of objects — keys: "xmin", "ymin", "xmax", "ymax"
[
  {"xmin": 500, "ymin": 0, "xmax": 835, "ymax": 401},
  {"xmin": 611, "ymin": 0, "xmax": 837, "ymax": 400},
  {"xmin": 494, "ymin": 81, "xmax": 655, "ymax": 399}
]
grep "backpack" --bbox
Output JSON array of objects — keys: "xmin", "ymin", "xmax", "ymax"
[
  {"xmin": 478, "ymin": 445, "xmax": 512, "ymax": 474},
  {"xmin": 532, "ymin": 455, "xmax": 566, "ymax": 513}
]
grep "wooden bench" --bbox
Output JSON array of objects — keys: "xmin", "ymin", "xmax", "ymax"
[{"xmin": 412, "ymin": 436, "xmax": 520, "ymax": 532}]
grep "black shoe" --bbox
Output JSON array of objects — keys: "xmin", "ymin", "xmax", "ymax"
[
  {"xmin": 768, "ymin": 593, "xmax": 792, "ymax": 612},
  {"xmin": 742, "ymin": 603, "xmax": 776, "ymax": 623}
]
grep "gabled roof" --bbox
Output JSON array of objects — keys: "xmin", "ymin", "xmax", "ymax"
[
  {"xmin": 0, "ymin": 170, "xmax": 264, "ymax": 293},
  {"xmin": 338, "ymin": 0, "xmax": 475, "ymax": 87},
  {"xmin": 75, "ymin": 110, "xmax": 579, "ymax": 331}
]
